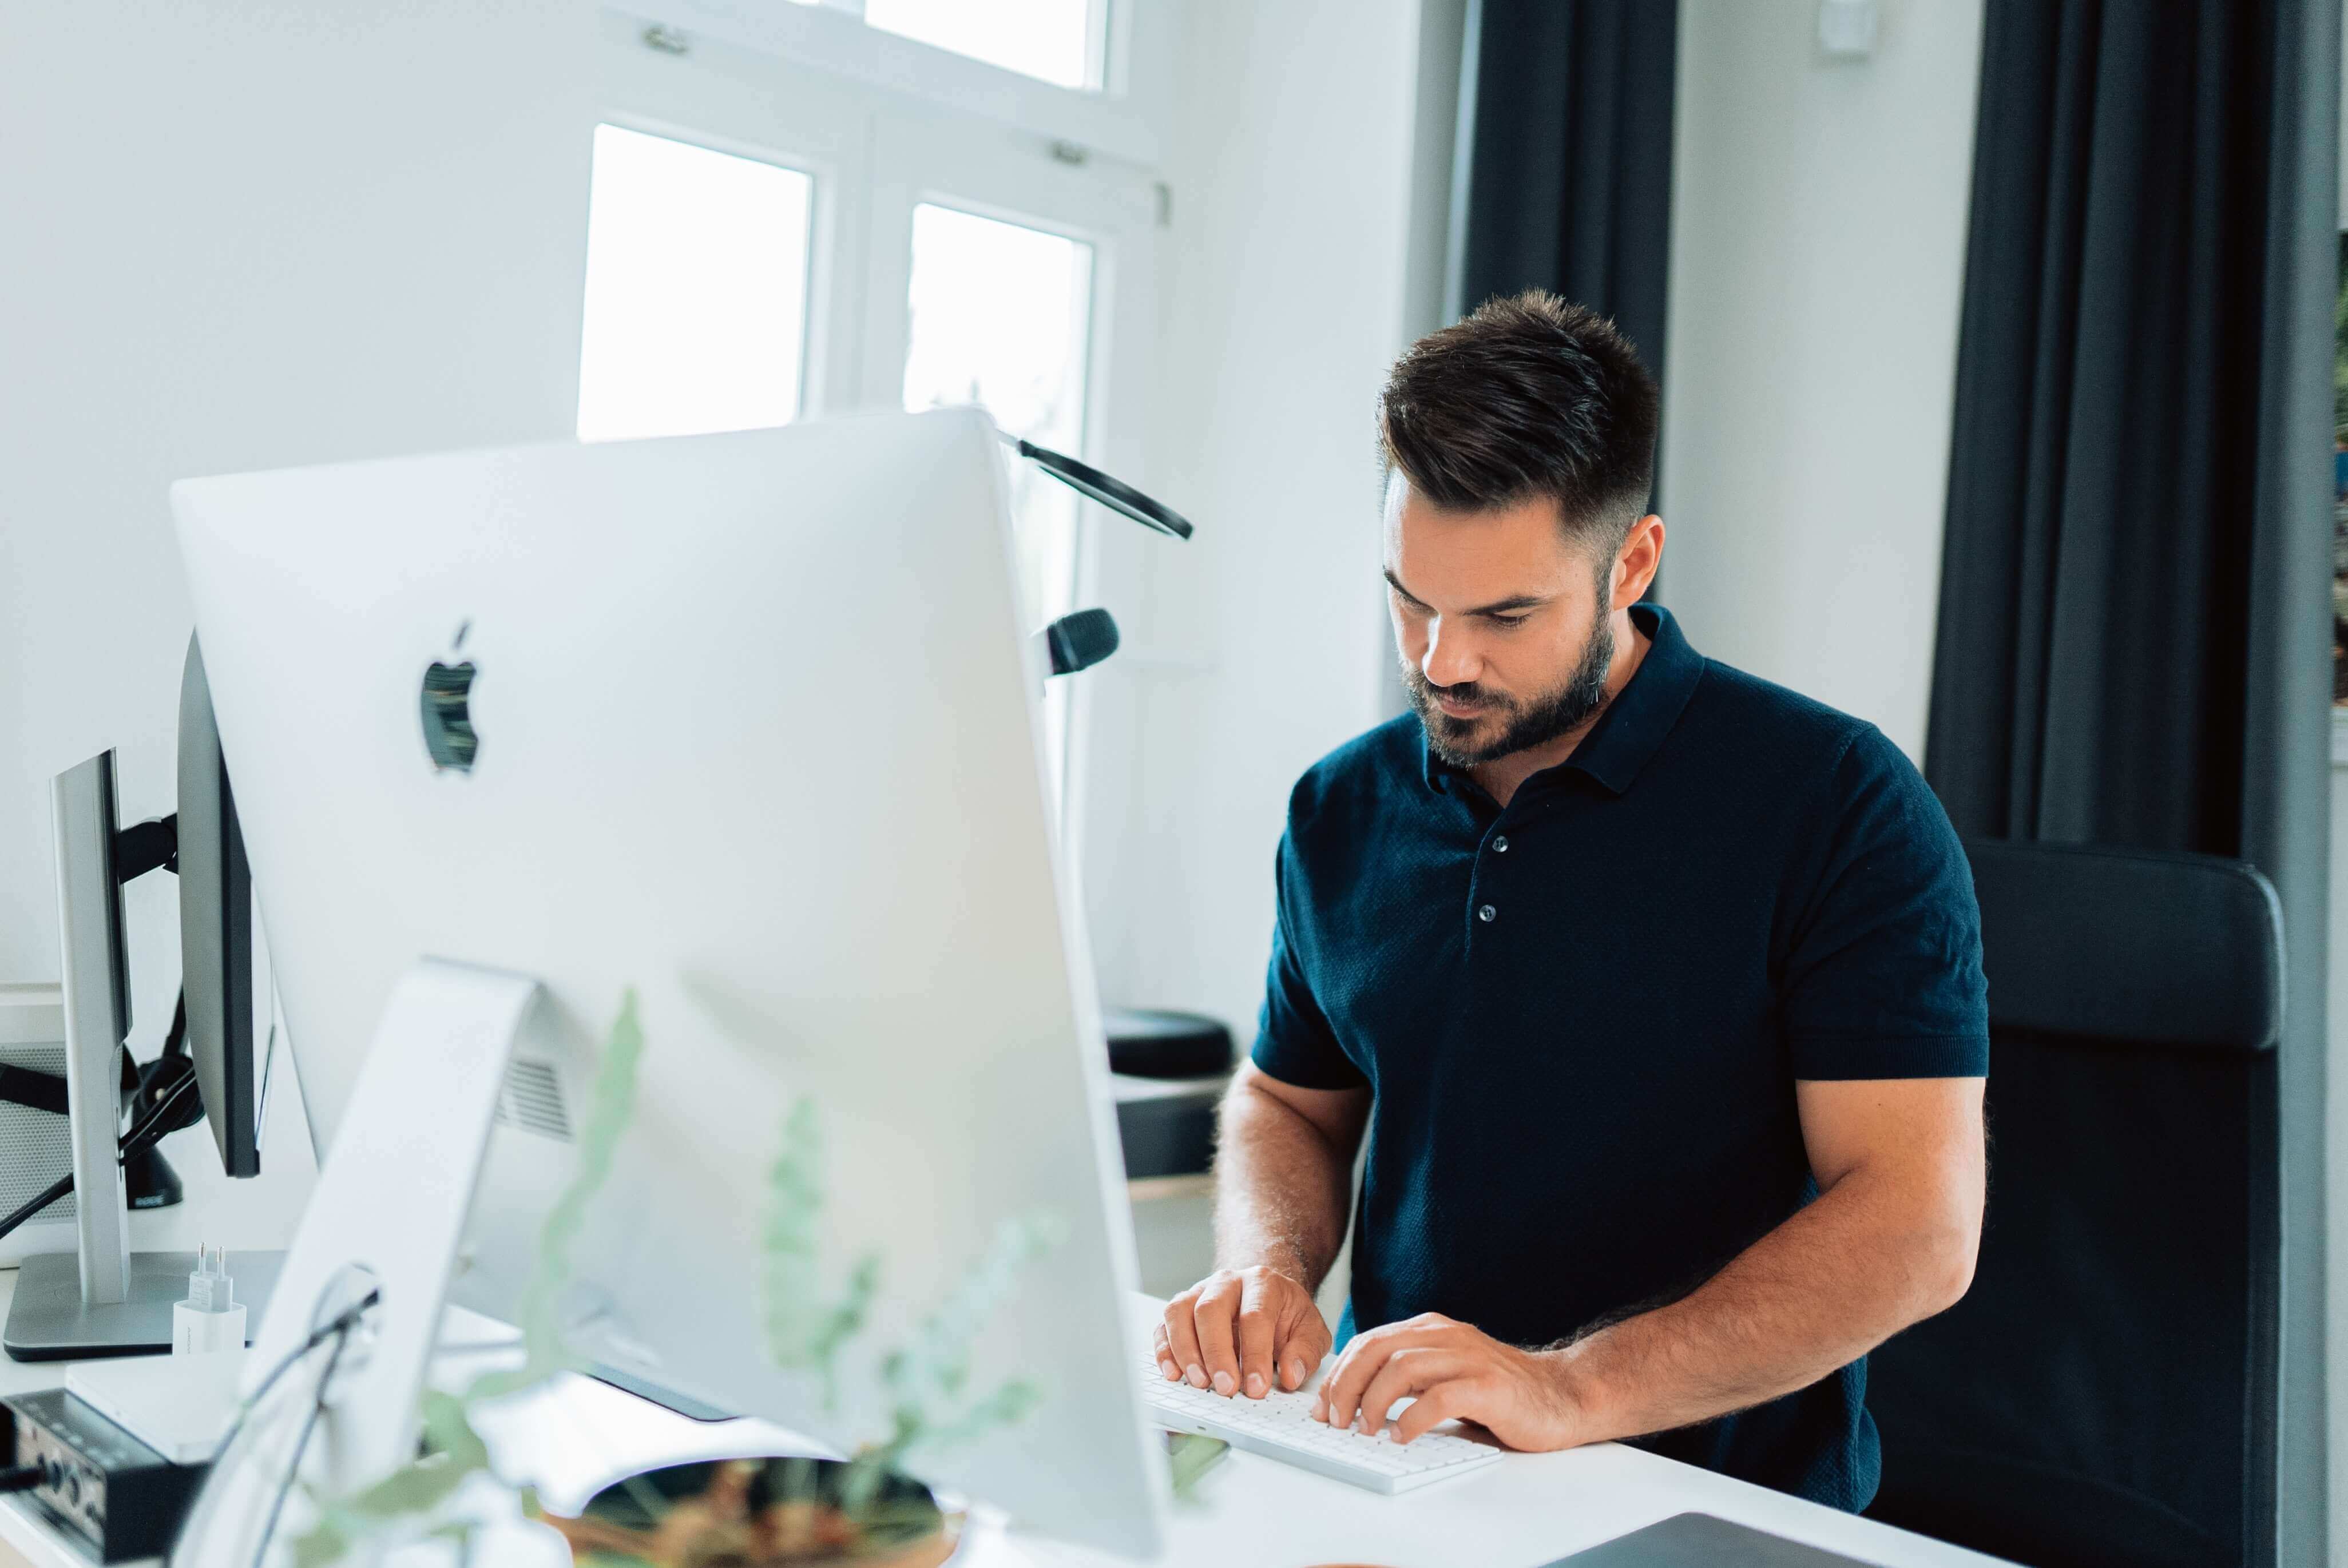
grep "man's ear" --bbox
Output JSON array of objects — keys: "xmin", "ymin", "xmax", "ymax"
[{"xmin": 1612, "ymin": 515, "xmax": 1665, "ymax": 610}]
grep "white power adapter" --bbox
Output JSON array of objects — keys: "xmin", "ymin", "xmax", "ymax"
[{"xmin": 170, "ymin": 1244, "xmax": 247, "ymax": 1355}]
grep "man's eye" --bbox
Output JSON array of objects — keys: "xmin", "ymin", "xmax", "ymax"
[{"xmin": 1487, "ymin": 614, "xmax": 1529, "ymax": 629}]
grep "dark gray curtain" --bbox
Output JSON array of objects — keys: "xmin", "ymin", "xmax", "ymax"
[
  {"xmin": 1453, "ymin": 0, "xmax": 1676, "ymax": 388},
  {"xmin": 1921, "ymin": 1, "xmax": 2337, "ymax": 1563},
  {"xmin": 1451, "ymin": 0, "xmax": 1674, "ymax": 559}
]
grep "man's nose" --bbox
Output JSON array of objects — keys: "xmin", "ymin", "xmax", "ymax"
[{"xmin": 1422, "ymin": 621, "xmax": 1479, "ymax": 689}]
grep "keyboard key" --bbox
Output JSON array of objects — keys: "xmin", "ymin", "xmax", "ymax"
[{"xmin": 1135, "ymin": 1353, "xmax": 1503, "ymax": 1494}]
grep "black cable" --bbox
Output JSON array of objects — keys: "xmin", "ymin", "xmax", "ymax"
[
  {"xmin": 0, "ymin": 1464, "xmax": 42, "ymax": 1494},
  {"xmin": 132, "ymin": 995, "xmax": 201, "ymax": 1143},
  {"xmin": 0, "ymin": 1174, "xmax": 72, "ymax": 1245},
  {"xmin": 200, "ymin": 1293, "xmax": 376, "ymax": 1472},
  {"xmin": 0, "ymin": 1064, "xmax": 67, "ymax": 1117},
  {"xmin": 117, "ymin": 1073, "xmax": 199, "ymax": 1165},
  {"xmin": 0, "ymin": 982, "xmax": 202, "ymax": 1247},
  {"xmin": 0, "ymin": 1069, "xmax": 201, "ymax": 1247},
  {"xmin": 250, "ymin": 1313, "xmax": 355, "ymax": 1568},
  {"xmin": 169, "ymin": 1288, "xmax": 382, "ymax": 1567}
]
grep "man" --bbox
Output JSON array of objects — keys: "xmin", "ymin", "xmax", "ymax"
[{"xmin": 1152, "ymin": 292, "xmax": 1988, "ymax": 1510}]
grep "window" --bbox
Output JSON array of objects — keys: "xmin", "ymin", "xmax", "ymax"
[
  {"xmin": 576, "ymin": 126, "xmax": 814, "ymax": 443},
  {"xmin": 902, "ymin": 203, "xmax": 1096, "ymax": 803},
  {"xmin": 903, "ymin": 204, "xmax": 1095, "ymax": 628},
  {"xmin": 863, "ymin": 0, "xmax": 1103, "ymax": 91},
  {"xmin": 589, "ymin": 14, "xmax": 1162, "ymax": 833}
]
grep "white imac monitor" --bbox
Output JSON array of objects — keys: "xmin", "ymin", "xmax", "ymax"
[{"xmin": 170, "ymin": 412, "xmax": 1167, "ymax": 1558}]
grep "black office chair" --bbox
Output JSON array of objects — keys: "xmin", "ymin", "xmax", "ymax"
[{"xmin": 1866, "ymin": 838, "xmax": 2283, "ymax": 1568}]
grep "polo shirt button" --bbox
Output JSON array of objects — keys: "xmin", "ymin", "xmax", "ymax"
[
  {"xmin": 1478, "ymin": 903, "xmax": 1497, "ymax": 923},
  {"xmin": 1492, "ymin": 835, "xmax": 1510, "ymax": 853}
]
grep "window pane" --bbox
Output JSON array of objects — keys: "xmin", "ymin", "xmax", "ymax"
[
  {"xmin": 577, "ymin": 125, "xmax": 813, "ymax": 443},
  {"xmin": 903, "ymin": 203, "xmax": 1094, "ymax": 808},
  {"xmin": 903, "ymin": 203, "xmax": 1094, "ymax": 629},
  {"xmin": 864, "ymin": 0, "xmax": 1098, "ymax": 90}
]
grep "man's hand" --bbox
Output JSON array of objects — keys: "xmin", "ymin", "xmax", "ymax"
[
  {"xmin": 1313, "ymin": 1311, "xmax": 1590, "ymax": 1450},
  {"xmin": 1157, "ymin": 1266, "xmax": 1332, "ymax": 1399},
  {"xmin": 1308, "ymin": 1080, "xmax": 1986, "ymax": 1453}
]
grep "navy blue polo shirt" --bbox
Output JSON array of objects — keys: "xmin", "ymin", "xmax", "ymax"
[{"xmin": 1252, "ymin": 604, "xmax": 1986, "ymax": 1511}]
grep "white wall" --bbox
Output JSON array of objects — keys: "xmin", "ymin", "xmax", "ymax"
[
  {"xmin": 0, "ymin": 1, "xmax": 597, "ymax": 1202},
  {"xmin": 1077, "ymin": 0, "xmax": 1431, "ymax": 1040},
  {"xmin": 1088, "ymin": 0, "xmax": 1984, "ymax": 1030},
  {"xmin": 1659, "ymin": 0, "xmax": 1985, "ymax": 759}
]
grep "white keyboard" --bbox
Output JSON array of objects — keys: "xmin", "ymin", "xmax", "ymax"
[{"xmin": 1135, "ymin": 1348, "xmax": 1504, "ymax": 1494}]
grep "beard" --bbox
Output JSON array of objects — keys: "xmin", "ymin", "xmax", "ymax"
[{"xmin": 1403, "ymin": 610, "xmax": 1617, "ymax": 769}]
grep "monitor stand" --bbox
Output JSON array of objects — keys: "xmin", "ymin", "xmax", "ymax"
[
  {"xmin": 244, "ymin": 958, "xmax": 550, "ymax": 1494},
  {"xmin": 4, "ymin": 1250, "xmax": 284, "ymax": 1360},
  {"xmin": 1, "ymin": 752, "xmax": 282, "ymax": 1361},
  {"xmin": 166, "ymin": 958, "xmax": 546, "ymax": 1566}
]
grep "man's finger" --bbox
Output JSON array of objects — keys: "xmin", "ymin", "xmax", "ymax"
[
  {"xmin": 1152, "ymin": 1322, "xmax": 1179, "ymax": 1380},
  {"xmin": 1390, "ymin": 1379, "xmax": 1476, "ymax": 1444},
  {"xmin": 1235, "ymin": 1274, "xmax": 1278, "ymax": 1398},
  {"xmin": 1277, "ymin": 1296, "xmax": 1334, "ymax": 1390},
  {"xmin": 1276, "ymin": 1298, "xmax": 1328, "ymax": 1391},
  {"xmin": 1163, "ymin": 1295, "xmax": 1207, "ymax": 1390},
  {"xmin": 1315, "ymin": 1324, "xmax": 1401, "ymax": 1430},
  {"xmin": 1351, "ymin": 1347, "xmax": 1461, "ymax": 1436},
  {"xmin": 1193, "ymin": 1277, "xmax": 1243, "ymax": 1396},
  {"xmin": 1317, "ymin": 1320, "xmax": 1457, "ymax": 1427}
]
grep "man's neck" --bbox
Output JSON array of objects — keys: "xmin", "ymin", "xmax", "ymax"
[{"xmin": 1469, "ymin": 611, "xmax": 1651, "ymax": 809}]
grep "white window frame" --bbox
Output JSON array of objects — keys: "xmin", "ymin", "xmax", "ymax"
[
  {"xmin": 589, "ymin": 2, "xmax": 1168, "ymax": 866},
  {"xmin": 604, "ymin": 0, "xmax": 1171, "ymax": 162}
]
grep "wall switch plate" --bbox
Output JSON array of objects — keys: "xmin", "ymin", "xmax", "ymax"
[{"xmin": 1818, "ymin": 0, "xmax": 1879, "ymax": 59}]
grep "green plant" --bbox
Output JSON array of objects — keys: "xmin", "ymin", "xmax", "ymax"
[
  {"xmin": 283, "ymin": 990, "xmax": 1061, "ymax": 1566},
  {"xmin": 760, "ymin": 1095, "xmax": 881, "ymax": 1404},
  {"xmin": 756, "ymin": 1084, "xmax": 1064, "ymax": 1523}
]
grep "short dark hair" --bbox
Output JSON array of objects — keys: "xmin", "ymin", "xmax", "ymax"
[{"xmin": 1378, "ymin": 290, "xmax": 1660, "ymax": 553}]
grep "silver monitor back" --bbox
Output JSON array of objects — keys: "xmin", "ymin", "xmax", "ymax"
[{"xmin": 170, "ymin": 412, "xmax": 1166, "ymax": 1558}]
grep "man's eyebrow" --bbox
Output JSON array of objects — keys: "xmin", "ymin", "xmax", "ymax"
[
  {"xmin": 1382, "ymin": 569, "xmax": 1551, "ymax": 617},
  {"xmin": 1382, "ymin": 568, "xmax": 1429, "ymax": 606},
  {"xmin": 1462, "ymin": 594, "xmax": 1551, "ymax": 616}
]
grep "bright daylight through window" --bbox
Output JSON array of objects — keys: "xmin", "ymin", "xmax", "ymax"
[
  {"xmin": 787, "ymin": 0, "xmax": 1102, "ymax": 90},
  {"xmin": 576, "ymin": 125, "xmax": 813, "ymax": 443},
  {"xmin": 904, "ymin": 203, "xmax": 1096, "ymax": 801},
  {"xmin": 572, "ymin": 116, "xmax": 1107, "ymax": 808},
  {"xmin": 903, "ymin": 203, "xmax": 1096, "ymax": 631}
]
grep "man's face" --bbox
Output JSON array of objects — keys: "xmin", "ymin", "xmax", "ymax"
[{"xmin": 1384, "ymin": 475, "xmax": 1619, "ymax": 768}]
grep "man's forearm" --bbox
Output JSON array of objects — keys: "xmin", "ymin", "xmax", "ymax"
[
  {"xmin": 1212, "ymin": 1079, "xmax": 1355, "ymax": 1293},
  {"xmin": 1546, "ymin": 1166, "xmax": 1976, "ymax": 1442}
]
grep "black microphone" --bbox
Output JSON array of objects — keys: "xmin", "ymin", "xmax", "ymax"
[{"xmin": 1040, "ymin": 608, "xmax": 1120, "ymax": 676}]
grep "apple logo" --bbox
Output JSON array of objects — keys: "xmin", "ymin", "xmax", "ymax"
[{"xmin": 420, "ymin": 621, "xmax": 480, "ymax": 773}]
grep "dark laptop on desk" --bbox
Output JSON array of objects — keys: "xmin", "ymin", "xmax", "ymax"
[{"xmin": 1545, "ymin": 1514, "xmax": 1883, "ymax": 1567}]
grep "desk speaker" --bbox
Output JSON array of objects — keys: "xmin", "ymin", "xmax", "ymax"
[{"xmin": 0, "ymin": 985, "xmax": 76, "ymax": 1264}]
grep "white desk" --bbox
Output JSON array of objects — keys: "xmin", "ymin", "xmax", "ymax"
[
  {"xmin": 0, "ymin": 1274, "xmax": 2009, "ymax": 1568},
  {"xmin": 0, "ymin": 1095, "xmax": 316, "ymax": 1568}
]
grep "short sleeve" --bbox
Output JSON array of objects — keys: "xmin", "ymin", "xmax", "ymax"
[
  {"xmin": 1781, "ymin": 728, "xmax": 1989, "ymax": 1081},
  {"xmin": 1249, "ymin": 833, "xmax": 1369, "ymax": 1091}
]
